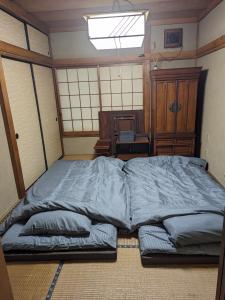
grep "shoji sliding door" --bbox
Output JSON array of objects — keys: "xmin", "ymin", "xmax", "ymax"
[
  {"xmin": 2, "ymin": 58, "xmax": 46, "ymax": 189},
  {"xmin": 32, "ymin": 65, "xmax": 62, "ymax": 167}
]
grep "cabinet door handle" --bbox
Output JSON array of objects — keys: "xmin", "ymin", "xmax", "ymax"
[
  {"xmin": 15, "ymin": 133, "xmax": 19, "ymax": 140},
  {"xmin": 169, "ymin": 102, "xmax": 176, "ymax": 112},
  {"xmin": 169, "ymin": 102, "xmax": 181, "ymax": 113},
  {"xmin": 175, "ymin": 102, "xmax": 181, "ymax": 112}
]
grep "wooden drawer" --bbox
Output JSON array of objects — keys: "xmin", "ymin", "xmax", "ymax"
[
  {"xmin": 175, "ymin": 138, "xmax": 194, "ymax": 145},
  {"xmin": 174, "ymin": 145, "xmax": 193, "ymax": 156},
  {"xmin": 156, "ymin": 146, "xmax": 174, "ymax": 156},
  {"xmin": 156, "ymin": 139, "xmax": 175, "ymax": 146},
  {"xmin": 154, "ymin": 138, "xmax": 195, "ymax": 156}
]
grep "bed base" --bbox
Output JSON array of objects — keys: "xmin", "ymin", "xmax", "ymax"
[
  {"xmin": 141, "ymin": 254, "xmax": 219, "ymax": 266},
  {"xmin": 4, "ymin": 248, "xmax": 117, "ymax": 262}
]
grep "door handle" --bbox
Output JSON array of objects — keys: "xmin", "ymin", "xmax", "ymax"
[
  {"xmin": 174, "ymin": 102, "xmax": 181, "ymax": 112},
  {"xmin": 15, "ymin": 133, "xmax": 19, "ymax": 140},
  {"xmin": 169, "ymin": 102, "xmax": 176, "ymax": 112},
  {"xmin": 169, "ymin": 102, "xmax": 181, "ymax": 113}
]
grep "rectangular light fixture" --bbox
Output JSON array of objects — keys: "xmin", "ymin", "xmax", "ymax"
[{"xmin": 84, "ymin": 11, "xmax": 149, "ymax": 50}]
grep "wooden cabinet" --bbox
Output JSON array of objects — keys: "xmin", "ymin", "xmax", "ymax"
[{"xmin": 151, "ymin": 68, "xmax": 201, "ymax": 156}]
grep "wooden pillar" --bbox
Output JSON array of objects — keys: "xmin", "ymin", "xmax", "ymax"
[
  {"xmin": 216, "ymin": 214, "xmax": 225, "ymax": 300},
  {"xmin": 0, "ymin": 242, "xmax": 14, "ymax": 300}
]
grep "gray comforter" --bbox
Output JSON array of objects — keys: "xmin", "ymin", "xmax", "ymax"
[
  {"xmin": 0, "ymin": 157, "xmax": 130, "ymax": 235},
  {"xmin": 125, "ymin": 156, "xmax": 225, "ymax": 230}
]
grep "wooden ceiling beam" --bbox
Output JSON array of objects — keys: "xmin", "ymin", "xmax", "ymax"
[
  {"xmin": 46, "ymin": 8, "xmax": 202, "ymax": 32},
  {"xmin": 32, "ymin": 1, "xmax": 210, "ymax": 22},
  {"xmin": 198, "ymin": 0, "xmax": 222, "ymax": 21},
  {"xmin": 0, "ymin": 0, "xmax": 48, "ymax": 33},
  {"xmin": 150, "ymin": 17, "xmax": 198, "ymax": 26},
  {"xmin": 15, "ymin": 0, "xmax": 194, "ymax": 13}
]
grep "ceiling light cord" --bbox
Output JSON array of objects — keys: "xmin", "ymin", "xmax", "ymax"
[{"xmin": 112, "ymin": 0, "xmax": 135, "ymax": 11}]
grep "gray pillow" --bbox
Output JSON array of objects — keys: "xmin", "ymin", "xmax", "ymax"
[
  {"xmin": 20, "ymin": 210, "xmax": 92, "ymax": 236},
  {"xmin": 163, "ymin": 213, "xmax": 223, "ymax": 247}
]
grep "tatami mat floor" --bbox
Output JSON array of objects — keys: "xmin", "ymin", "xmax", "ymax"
[{"xmin": 7, "ymin": 245, "xmax": 218, "ymax": 300}]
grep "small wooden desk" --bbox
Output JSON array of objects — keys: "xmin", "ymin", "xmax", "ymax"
[{"xmin": 115, "ymin": 136, "xmax": 150, "ymax": 160}]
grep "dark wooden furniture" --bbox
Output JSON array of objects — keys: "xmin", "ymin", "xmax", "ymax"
[
  {"xmin": 116, "ymin": 135, "xmax": 150, "ymax": 160},
  {"xmin": 94, "ymin": 139, "xmax": 111, "ymax": 157},
  {"xmin": 216, "ymin": 214, "xmax": 225, "ymax": 300},
  {"xmin": 151, "ymin": 68, "xmax": 202, "ymax": 156},
  {"xmin": 0, "ymin": 242, "xmax": 14, "ymax": 299},
  {"xmin": 94, "ymin": 110, "xmax": 146, "ymax": 157}
]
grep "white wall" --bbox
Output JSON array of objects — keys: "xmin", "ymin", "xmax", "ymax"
[
  {"xmin": 197, "ymin": 1, "xmax": 225, "ymax": 187},
  {"xmin": 151, "ymin": 23, "xmax": 198, "ymax": 52},
  {"xmin": 63, "ymin": 137, "xmax": 98, "ymax": 155},
  {"xmin": 51, "ymin": 31, "xmax": 144, "ymax": 59},
  {"xmin": 198, "ymin": 1, "xmax": 225, "ymax": 47}
]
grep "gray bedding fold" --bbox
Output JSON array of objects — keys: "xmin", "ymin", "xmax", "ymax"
[
  {"xmin": 2, "ymin": 222, "xmax": 117, "ymax": 252},
  {"xmin": 139, "ymin": 225, "xmax": 221, "ymax": 256},
  {"xmin": 0, "ymin": 157, "xmax": 130, "ymax": 235},
  {"xmin": 163, "ymin": 213, "xmax": 223, "ymax": 246},
  {"xmin": 124, "ymin": 156, "xmax": 225, "ymax": 230}
]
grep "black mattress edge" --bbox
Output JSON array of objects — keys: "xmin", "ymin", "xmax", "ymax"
[
  {"xmin": 141, "ymin": 254, "xmax": 219, "ymax": 266},
  {"xmin": 4, "ymin": 248, "xmax": 117, "ymax": 262}
]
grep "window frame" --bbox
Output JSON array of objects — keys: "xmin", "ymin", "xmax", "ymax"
[{"xmin": 56, "ymin": 62, "xmax": 145, "ymax": 137}]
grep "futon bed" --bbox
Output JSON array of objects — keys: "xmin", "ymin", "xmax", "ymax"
[
  {"xmin": 0, "ymin": 157, "xmax": 130, "ymax": 261},
  {"xmin": 124, "ymin": 156, "xmax": 225, "ymax": 265}
]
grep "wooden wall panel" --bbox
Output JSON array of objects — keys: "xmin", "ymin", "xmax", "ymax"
[
  {"xmin": 33, "ymin": 64, "xmax": 62, "ymax": 166},
  {"xmin": 0, "ymin": 9, "xmax": 27, "ymax": 49},
  {"xmin": 2, "ymin": 58, "xmax": 46, "ymax": 189},
  {"xmin": 27, "ymin": 25, "xmax": 50, "ymax": 57}
]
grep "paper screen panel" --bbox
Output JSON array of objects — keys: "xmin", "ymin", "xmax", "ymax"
[
  {"xmin": 33, "ymin": 65, "xmax": 62, "ymax": 167},
  {"xmin": 27, "ymin": 25, "xmax": 50, "ymax": 56},
  {"xmin": 99, "ymin": 63, "xmax": 144, "ymax": 111},
  {"xmin": 2, "ymin": 59, "xmax": 46, "ymax": 189},
  {"xmin": 56, "ymin": 68, "xmax": 100, "ymax": 132},
  {"xmin": 0, "ymin": 9, "xmax": 27, "ymax": 49},
  {"xmin": 0, "ymin": 107, "xmax": 19, "ymax": 219}
]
